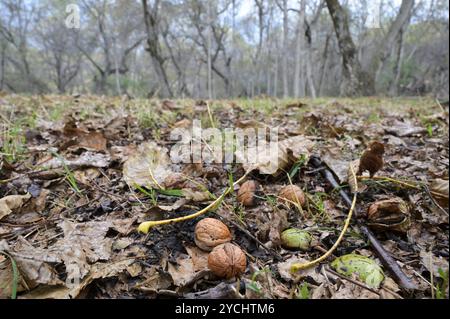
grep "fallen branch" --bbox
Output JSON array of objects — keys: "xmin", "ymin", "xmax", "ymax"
[{"xmin": 310, "ymin": 156, "xmax": 417, "ymax": 290}]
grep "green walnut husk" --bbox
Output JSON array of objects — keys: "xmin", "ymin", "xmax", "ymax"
[
  {"xmin": 281, "ymin": 228, "xmax": 313, "ymax": 251},
  {"xmin": 331, "ymin": 254, "xmax": 385, "ymax": 288}
]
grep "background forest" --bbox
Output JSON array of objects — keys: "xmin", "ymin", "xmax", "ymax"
[{"xmin": 0, "ymin": 0, "xmax": 448, "ymax": 99}]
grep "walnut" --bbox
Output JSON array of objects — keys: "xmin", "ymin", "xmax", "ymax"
[
  {"xmin": 237, "ymin": 180, "xmax": 258, "ymax": 207},
  {"xmin": 278, "ymin": 185, "xmax": 306, "ymax": 207},
  {"xmin": 207, "ymin": 243, "xmax": 247, "ymax": 279},
  {"xmin": 194, "ymin": 218, "xmax": 232, "ymax": 251}
]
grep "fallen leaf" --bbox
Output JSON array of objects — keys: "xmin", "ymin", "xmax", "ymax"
[
  {"xmin": 167, "ymin": 246, "xmax": 209, "ymax": 287},
  {"xmin": 54, "ymin": 220, "xmax": 113, "ymax": 282},
  {"xmin": 0, "ymin": 194, "xmax": 31, "ymax": 220},
  {"xmin": 331, "ymin": 254, "xmax": 384, "ymax": 288},
  {"xmin": 430, "ymin": 179, "xmax": 449, "ymax": 208},
  {"xmin": 237, "ymin": 135, "xmax": 315, "ymax": 176},
  {"xmin": 385, "ymin": 120, "xmax": 427, "ymax": 137},
  {"xmin": 21, "ymin": 259, "xmax": 134, "ymax": 299},
  {"xmin": 62, "ymin": 120, "xmax": 107, "ymax": 152},
  {"xmin": 278, "ymin": 256, "xmax": 325, "ymax": 284},
  {"xmin": 322, "ymin": 154, "xmax": 350, "ymax": 184},
  {"xmin": 348, "ymin": 160, "xmax": 367, "ymax": 193},
  {"xmin": 419, "ymin": 250, "xmax": 449, "ymax": 279},
  {"xmin": 331, "ymin": 280, "xmax": 380, "ymax": 299},
  {"xmin": 123, "ymin": 142, "xmax": 172, "ymax": 188},
  {"xmin": 43, "ymin": 152, "xmax": 110, "ymax": 169}
]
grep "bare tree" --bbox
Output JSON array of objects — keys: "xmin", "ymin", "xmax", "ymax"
[
  {"xmin": 325, "ymin": 0, "xmax": 373, "ymax": 96},
  {"xmin": 326, "ymin": 0, "xmax": 415, "ymax": 96},
  {"xmin": 276, "ymin": 0, "xmax": 289, "ymax": 98}
]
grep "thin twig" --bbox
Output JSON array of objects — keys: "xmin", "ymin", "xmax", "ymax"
[
  {"xmin": 325, "ymin": 267, "xmax": 381, "ymax": 296},
  {"xmin": 424, "ymin": 184, "xmax": 449, "ymax": 216}
]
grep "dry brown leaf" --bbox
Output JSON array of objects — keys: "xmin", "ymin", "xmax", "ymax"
[
  {"xmin": 278, "ymin": 256, "xmax": 325, "ymax": 284},
  {"xmin": 238, "ymin": 135, "xmax": 315, "ymax": 176},
  {"xmin": 54, "ymin": 220, "xmax": 113, "ymax": 282},
  {"xmin": 20, "ymin": 259, "xmax": 134, "ymax": 299},
  {"xmin": 385, "ymin": 120, "xmax": 427, "ymax": 137},
  {"xmin": 348, "ymin": 160, "xmax": 367, "ymax": 193},
  {"xmin": 123, "ymin": 142, "xmax": 171, "ymax": 188},
  {"xmin": 138, "ymin": 266, "xmax": 172, "ymax": 292},
  {"xmin": 182, "ymin": 188, "xmax": 211, "ymax": 202},
  {"xmin": 331, "ymin": 280, "xmax": 380, "ymax": 299},
  {"xmin": 0, "ymin": 255, "xmax": 27, "ymax": 298},
  {"xmin": 0, "ymin": 194, "xmax": 31, "ymax": 220},
  {"xmin": 167, "ymin": 246, "xmax": 209, "ymax": 287},
  {"xmin": 63, "ymin": 121, "xmax": 107, "ymax": 151},
  {"xmin": 430, "ymin": 179, "xmax": 449, "ymax": 208},
  {"xmin": 419, "ymin": 250, "xmax": 449, "ymax": 279},
  {"xmin": 42, "ymin": 152, "xmax": 110, "ymax": 169}
]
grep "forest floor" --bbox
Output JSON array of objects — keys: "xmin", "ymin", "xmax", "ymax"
[{"xmin": 0, "ymin": 94, "xmax": 448, "ymax": 299}]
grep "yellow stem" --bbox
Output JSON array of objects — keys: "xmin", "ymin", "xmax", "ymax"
[
  {"xmin": 137, "ymin": 171, "xmax": 249, "ymax": 234},
  {"xmin": 148, "ymin": 167, "xmax": 164, "ymax": 190},
  {"xmin": 290, "ymin": 165, "xmax": 358, "ymax": 272}
]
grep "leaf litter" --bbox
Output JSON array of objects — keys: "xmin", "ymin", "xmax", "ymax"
[{"xmin": 0, "ymin": 95, "xmax": 448, "ymax": 299}]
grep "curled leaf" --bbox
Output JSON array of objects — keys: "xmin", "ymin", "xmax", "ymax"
[
  {"xmin": 348, "ymin": 160, "xmax": 367, "ymax": 194},
  {"xmin": 331, "ymin": 254, "xmax": 384, "ymax": 288}
]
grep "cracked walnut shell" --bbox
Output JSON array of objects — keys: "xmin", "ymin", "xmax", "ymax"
[
  {"xmin": 207, "ymin": 243, "xmax": 247, "ymax": 279},
  {"xmin": 194, "ymin": 218, "xmax": 232, "ymax": 251}
]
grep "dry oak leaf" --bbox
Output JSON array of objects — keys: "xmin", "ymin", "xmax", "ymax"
[
  {"xmin": 357, "ymin": 141, "xmax": 385, "ymax": 178},
  {"xmin": 123, "ymin": 142, "xmax": 171, "ymax": 188},
  {"xmin": 20, "ymin": 259, "xmax": 134, "ymax": 299},
  {"xmin": 237, "ymin": 135, "xmax": 315, "ymax": 176},
  {"xmin": 63, "ymin": 120, "xmax": 107, "ymax": 152},
  {"xmin": 167, "ymin": 246, "xmax": 210, "ymax": 287},
  {"xmin": 0, "ymin": 193, "xmax": 31, "ymax": 220}
]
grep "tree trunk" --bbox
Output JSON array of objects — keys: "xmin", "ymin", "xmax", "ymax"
[
  {"xmin": 293, "ymin": 1, "xmax": 306, "ymax": 98},
  {"xmin": 318, "ymin": 33, "xmax": 331, "ymax": 96},
  {"xmin": 374, "ymin": 0, "xmax": 415, "ymax": 87},
  {"xmin": 281, "ymin": 0, "xmax": 289, "ymax": 98},
  {"xmin": 1, "ymin": 44, "xmax": 6, "ymax": 91},
  {"xmin": 325, "ymin": 0, "xmax": 373, "ymax": 96},
  {"xmin": 142, "ymin": 0, "xmax": 173, "ymax": 98},
  {"xmin": 389, "ymin": 28, "xmax": 405, "ymax": 96}
]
